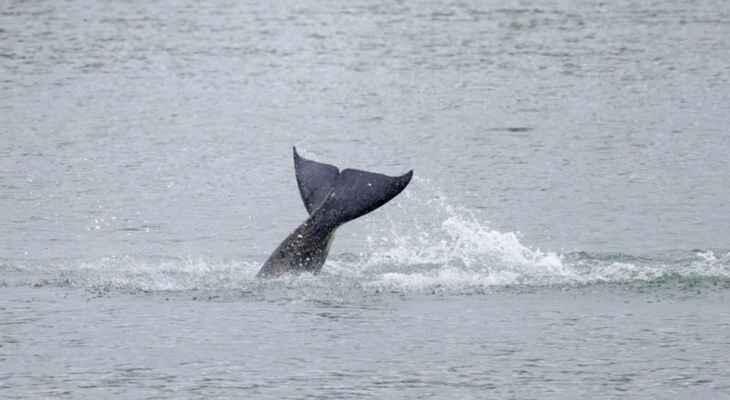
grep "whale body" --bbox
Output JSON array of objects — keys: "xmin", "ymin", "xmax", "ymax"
[{"xmin": 257, "ymin": 148, "xmax": 413, "ymax": 277}]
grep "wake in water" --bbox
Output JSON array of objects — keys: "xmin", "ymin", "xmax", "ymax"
[{"xmin": 2, "ymin": 178, "xmax": 729, "ymax": 295}]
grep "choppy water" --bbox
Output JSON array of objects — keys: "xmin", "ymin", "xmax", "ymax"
[{"xmin": 2, "ymin": 0, "xmax": 730, "ymax": 398}]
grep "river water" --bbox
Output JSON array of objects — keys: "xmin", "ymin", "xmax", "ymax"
[{"xmin": 2, "ymin": 0, "xmax": 730, "ymax": 398}]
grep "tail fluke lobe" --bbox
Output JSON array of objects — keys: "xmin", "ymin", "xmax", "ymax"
[
  {"xmin": 293, "ymin": 147, "xmax": 339, "ymax": 214},
  {"xmin": 324, "ymin": 168, "xmax": 413, "ymax": 224}
]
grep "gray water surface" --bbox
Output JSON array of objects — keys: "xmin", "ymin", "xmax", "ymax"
[{"xmin": 2, "ymin": 0, "xmax": 730, "ymax": 398}]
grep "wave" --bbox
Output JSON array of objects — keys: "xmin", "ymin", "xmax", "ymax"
[
  {"xmin": 2, "ymin": 249, "xmax": 729, "ymax": 297},
  {"xmin": 2, "ymin": 181, "xmax": 729, "ymax": 296}
]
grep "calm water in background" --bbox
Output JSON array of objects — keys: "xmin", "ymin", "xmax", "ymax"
[{"xmin": 1, "ymin": 0, "xmax": 730, "ymax": 398}]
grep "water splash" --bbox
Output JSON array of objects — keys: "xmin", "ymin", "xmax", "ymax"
[
  {"xmin": 2, "ymin": 180, "xmax": 729, "ymax": 295},
  {"xmin": 350, "ymin": 179, "xmax": 572, "ymax": 291},
  {"xmin": 342, "ymin": 179, "xmax": 730, "ymax": 293}
]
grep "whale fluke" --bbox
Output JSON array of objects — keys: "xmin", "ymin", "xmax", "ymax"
[
  {"xmin": 257, "ymin": 148, "xmax": 413, "ymax": 277},
  {"xmin": 293, "ymin": 147, "xmax": 339, "ymax": 215},
  {"xmin": 321, "ymin": 167, "xmax": 413, "ymax": 224}
]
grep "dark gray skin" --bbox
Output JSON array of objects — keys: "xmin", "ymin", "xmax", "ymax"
[
  {"xmin": 257, "ymin": 148, "xmax": 413, "ymax": 277},
  {"xmin": 257, "ymin": 210, "xmax": 337, "ymax": 277}
]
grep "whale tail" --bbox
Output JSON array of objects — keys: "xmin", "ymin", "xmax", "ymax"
[
  {"xmin": 293, "ymin": 147, "xmax": 413, "ymax": 223},
  {"xmin": 256, "ymin": 148, "xmax": 412, "ymax": 278}
]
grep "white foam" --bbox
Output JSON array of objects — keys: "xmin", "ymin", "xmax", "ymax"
[
  {"xmin": 3, "ymin": 180, "xmax": 729, "ymax": 294},
  {"xmin": 59, "ymin": 256, "xmax": 260, "ymax": 291},
  {"xmin": 353, "ymin": 181, "xmax": 574, "ymax": 291},
  {"xmin": 343, "ymin": 180, "xmax": 730, "ymax": 292}
]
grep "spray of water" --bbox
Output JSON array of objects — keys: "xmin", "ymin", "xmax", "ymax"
[{"xmin": 2, "ymin": 178, "xmax": 729, "ymax": 294}]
